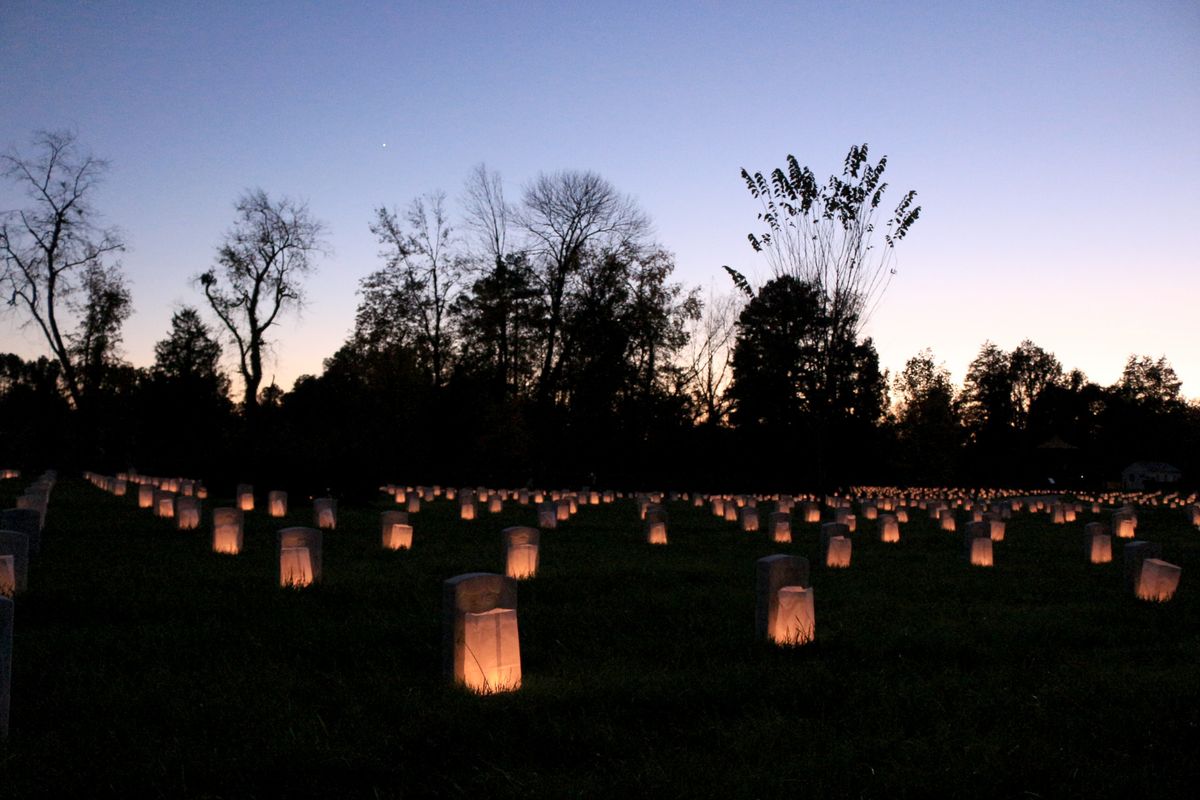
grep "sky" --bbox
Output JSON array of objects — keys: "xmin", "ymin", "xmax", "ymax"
[{"xmin": 2, "ymin": 0, "xmax": 1198, "ymax": 397}]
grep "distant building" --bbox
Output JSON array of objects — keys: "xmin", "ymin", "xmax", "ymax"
[{"xmin": 1121, "ymin": 461, "xmax": 1182, "ymax": 490}]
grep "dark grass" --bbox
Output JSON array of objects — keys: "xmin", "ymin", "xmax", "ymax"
[{"xmin": 1, "ymin": 478, "xmax": 1198, "ymax": 798}]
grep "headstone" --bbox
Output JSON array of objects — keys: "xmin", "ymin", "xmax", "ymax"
[
  {"xmin": 442, "ymin": 573, "xmax": 520, "ymax": 693},
  {"xmin": 503, "ymin": 526, "xmax": 539, "ymax": 578},
  {"xmin": 963, "ymin": 520, "xmax": 989, "ymax": 547},
  {"xmin": 1123, "ymin": 540, "xmax": 1162, "ymax": 591},
  {"xmin": 1083, "ymin": 522, "xmax": 1111, "ymax": 564},
  {"xmin": 459, "ymin": 492, "xmax": 477, "ymax": 521},
  {"xmin": 154, "ymin": 490, "xmax": 175, "ymax": 519},
  {"xmin": 967, "ymin": 536, "xmax": 994, "ymax": 567},
  {"xmin": 0, "ymin": 532, "xmax": 29, "ymax": 596},
  {"xmin": 879, "ymin": 513, "xmax": 900, "ymax": 543},
  {"xmin": 16, "ymin": 493, "xmax": 47, "ymax": 529},
  {"xmin": 381, "ymin": 511, "xmax": 412, "ymax": 550},
  {"xmin": 537, "ymin": 502, "xmax": 557, "ymax": 529},
  {"xmin": 1135, "ymin": 559, "xmax": 1182, "ymax": 602},
  {"xmin": 278, "ymin": 527, "xmax": 322, "ymax": 587},
  {"xmin": 0, "ymin": 510, "xmax": 40, "ymax": 557},
  {"xmin": 313, "ymin": 497, "xmax": 337, "ymax": 530},
  {"xmin": 268, "ymin": 490, "xmax": 288, "ymax": 518},
  {"xmin": 212, "ymin": 508, "xmax": 243, "ymax": 555},
  {"xmin": 824, "ymin": 535, "xmax": 852, "ymax": 568},
  {"xmin": 236, "ymin": 484, "xmax": 254, "ymax": 512},
  {"xmin": 768, "ymin": 511, "xmax": 792, "ymax": 544},
  {"xmin": 176, "ymin": 497, "xmax": 201, "ymax": 530},
  {"xmin": 755, "ymin": 554, "xmax": 812, "ymax": 645},
  {"xmin": 1, "ymin": 596, "xmax": 11, "ymax": 738},
  {"xmin": 820, "ymin": 522, "xmax": 849, "ymax": 549}
]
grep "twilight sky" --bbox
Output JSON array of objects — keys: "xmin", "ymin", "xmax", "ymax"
[{"xmin": 2, "ymin": 1, "xmax": 1198, "ymax": 396}]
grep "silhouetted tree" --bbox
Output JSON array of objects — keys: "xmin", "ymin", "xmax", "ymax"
[
  {"xmin": 1009, "ymin": 340, "xmax": 1063, "ymax": 432},
  {"xmin": 0, "ymin": 353, "xmax": 72, "ymax": 464},
  {"xmin": 363, "ymin": 192, "xmax": 463, "ymax": 385},
  {"xmin": 893, "ymin": 348, "xmax": 960, "ymax": 483},
  {"xmin": 71, "ymin": 261, "xmax": 132, "ymax": 400},
  {"xmin": 199, "ymin": 189, "xmax": 326, "ymax": 413},
  {"xmin": 452, "ymin": 252, "xmax": 542, "ymax": 395},
  {"xmin": 727, "ymin": 275, "xmax": 884, "ymax": 486},
  {"xmin": 152, "ymin": 307, "xmax": 229, "ymax": 397},
  {"xmin": 1116, "ymin": 355, "xmax": 1182, "ymax": 410},
  {"xmin": 728, "ymin": 276, "xmax": 828, "ymax": 431},
  {"xmin": 1, "ymin": 130, "xmax": 126, "ymax": 409},
  {"xmin": 680, "ymin": 288, "xmax": 740, "ymax": 426},
  {"xmin": 519, "ymin": 170, "xmax": 650, "ymax": 402},
  {"xmin": 462, "ymin": 164, "xmax": 524, "ymax": 395},
  {"xmin": 959, "ymin": 341, "xmax": 1015, "ymax": 449}
]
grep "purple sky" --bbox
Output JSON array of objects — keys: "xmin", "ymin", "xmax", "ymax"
[{"xmin": 2, "ymin": 1, "xmax": 1198, "ymax": 396}]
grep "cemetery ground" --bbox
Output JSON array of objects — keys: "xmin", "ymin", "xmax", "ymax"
[{"xmin": 1, "ymin": 478, "xmax": 1198, "ymax": 798}]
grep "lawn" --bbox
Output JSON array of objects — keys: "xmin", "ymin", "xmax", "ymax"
[{"xmin": 1, "ymin": 477, "xmax": 1197, "ymax": 798}]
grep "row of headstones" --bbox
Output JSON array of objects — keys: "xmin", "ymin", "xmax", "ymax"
[
  {"xmin": 382, "ymin": 484, "xmax": 606, "ymax": 525},
  {"xmin": 684, "ymin": 493, "xmax": 1001, "ymax": 566},
  {"xmin": 690, "ymin": 491, "xmax": 1186, "ymax": 590},
  {"xmin": 1, "ymin": 469, "xmax": 57, "ymax": 740},
  {"xmin": 85, "ymin": 470, "xmax": 208, "ymax": 500},
  {"xmin": 1080, "ymin": 511, "xmax": 1184, "ymax": 601},
  {"xmin": 269, "ymin": 521, "xmax": 544, "ymax": 588},
  {"xmin": 85, "ymin": 472, "xmax": 348, "ymax": 535},
  {"xmin": 441, "ymin": 553, "xmax": 823, "ymax": 695}
]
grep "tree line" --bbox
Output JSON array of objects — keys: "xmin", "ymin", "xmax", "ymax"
[{"xmin": 2, "ymin": 131, "xmax": 1196, "ymax": 493}]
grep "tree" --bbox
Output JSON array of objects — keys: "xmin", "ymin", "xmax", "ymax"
[
  {"xmin": 680, "ymin": 288, "xmax": 741, "ymax": 426},
  {"xmin": 959, "ymin": 341, "xmax": 1014, "ymax": 446},
  {"xmin": 153, "ymin": 306, "xmax": 229, "ymax": 397},
  {"xmin": 728, "ymin": 275, "xmax": 829, "ymax": 430},
  {"xmin": 1116, "ymin": 355, "xmax": 1182, "ymax": 409},
  {"xmin": 738, "ymin": 143, "xmax": 920, "ymax": 338},
  {"xmin": 452, "ymin": 252, "xmax": 542, "ymax": 395},
  {"xmin": 519, "ymin": 170, "xmax": 650, "ymax": 401},
  {"xmin": 0, "ymin": 130, "xmax": 126, "ymax": 408},
  {"xmin": 727, "ymin": 274, "xmax": 885, "ymax": 486},
  {"xmin": 1009, "ymin": 340, "xmax": 1063, "ymax": 430},
  {"xmin": 462, "ymin": 164, "xmax": 523, "ymax": 394},
  {"xmin": 358, "ymin": 192, "xmax": 463, "ymax": 386},
  {"xmin": 199, "ymin": 189, "xmax": 326, "ymax": 413},
  {"xmin": 71, "ymin": 261, "xmax": 132, "ymax": 400},
  {"xmin": 893, "ymin": 348, "xmax": 960, "ymax": 483}
]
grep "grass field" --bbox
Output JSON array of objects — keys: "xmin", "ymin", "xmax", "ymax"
[{"xmin": 1, "ymin": 477, "xmax": 1197, "ymax": 798}]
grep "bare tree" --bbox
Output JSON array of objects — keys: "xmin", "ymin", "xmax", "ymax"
[
  {"xmin": 462, "ymin": 164, "xmax": 523, "ymax": 394},
  {"xmin": 519, "ymin": 170, "xmax": 650, "ymax": 400},
  {"xmin": 199, "ymin": 189, "xmax": 326, "ymax": 412},
  {"xmin": 0, "ymin": 130, "xmax": 126, "ymax": 408},
  {"xmin": 462, "ymin": 163, "xmax": 509, "ymax": 268},
  {"xmin": 681, "ymin": 288, "xmax": 741, "ymax": 425},
  {"xmin": 365, "ymin": 191, "xmax": 463, "ymax": 385}
]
